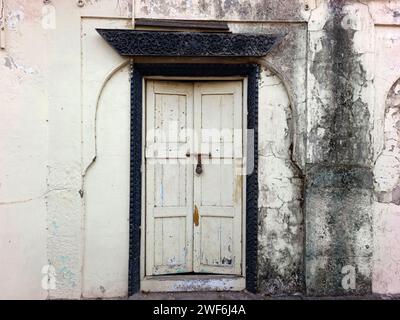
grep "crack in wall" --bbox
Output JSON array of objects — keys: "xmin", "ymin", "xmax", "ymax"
[
  {"xmin": 0, "ymin": 188, "xmax": 75, "ymax": 206},
  {"xmin": 257, "ymin": 67, "xmax": 305, "ymax": 295}
]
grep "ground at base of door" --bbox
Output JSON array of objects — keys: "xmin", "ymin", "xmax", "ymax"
[{"xmin": 126, "ymin": 291, "xmax": 400, "ymax": 300}]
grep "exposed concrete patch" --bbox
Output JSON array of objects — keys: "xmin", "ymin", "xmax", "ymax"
[
  {"xmin": 6, "ymin": 9, "xmax": 24, "ymax": 30},
  {"xmin": 3, "ymin": 55, "xmax": 37, "ymax": 74}
]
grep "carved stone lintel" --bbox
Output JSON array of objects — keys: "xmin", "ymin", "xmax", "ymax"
[{"xmin": 97, "ymin": 29, "xmax": 283, "ymax": 57}]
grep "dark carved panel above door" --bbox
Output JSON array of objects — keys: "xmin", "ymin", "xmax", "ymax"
[{"xmin": 96, "ymin": 29, "xmax": 283, "ymax": 57}]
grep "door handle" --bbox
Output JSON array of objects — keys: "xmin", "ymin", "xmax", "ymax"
[{"xmin": 193, "ymin": 205, "xmax": 199, "ymax": 226}]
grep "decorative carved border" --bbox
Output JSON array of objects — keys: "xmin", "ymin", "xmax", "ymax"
[
  {"xmin": 129, "ymin": 63, "xmax": 259, "ymax": 295},
  {"xmin": 97, "ymin": 29, "xmax": 282, "ymax": 57},
  {"xmin": 129, "ymin": 66, "xmax": 143, "ymax": 295}
]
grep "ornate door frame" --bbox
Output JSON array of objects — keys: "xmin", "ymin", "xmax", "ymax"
[{"xmin": 129, "ymin": 64, "xmax": 259, "ymax": 294}]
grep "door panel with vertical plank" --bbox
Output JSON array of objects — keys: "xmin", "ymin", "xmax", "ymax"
[
  {"xmin": 145, "ymin": 80, "xmax": 193, "ymax": 275},
  {"xmin": 145, "ymin": 80, "xmax": 243, "ymax": 277},
  {"xmin": 193, "ymin": 81, "xmax": 243, "ymax": 275}
]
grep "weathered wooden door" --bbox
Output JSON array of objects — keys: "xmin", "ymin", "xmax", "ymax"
[{"xmin": 145, "ymin": 80, "xmax": 243, "ymax": 276}]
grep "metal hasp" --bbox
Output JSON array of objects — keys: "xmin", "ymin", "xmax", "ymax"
[
  {"xmin": 96, "ymin": 29, "xmax": 283, "ymax": 57},
  {"xmin": 195, "ymin": 154, "xmax": 203, "ymax": 175}
]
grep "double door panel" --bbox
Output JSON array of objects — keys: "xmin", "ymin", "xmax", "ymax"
[{"xmin": 145, "ymin": 80, "xmax": 243, "ymax": 276}]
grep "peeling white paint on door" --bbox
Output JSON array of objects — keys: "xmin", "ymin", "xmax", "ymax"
[
  {"xmin": 145, "ymin": 80, "xmax": 194, "ymax": 275},
  {"xmin": 145, "ymin": 80, "xmax": 243, "ymax": 277},
  {"xmin": 193, "ymin": 81, "xmax": 243, "ymax": 276}
]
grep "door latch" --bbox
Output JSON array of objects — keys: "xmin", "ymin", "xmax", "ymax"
[
  {"xmin": 195, "ymin": 154, "xmax": 203, "ymax": 175},
  {"xmin": 193, "ymin": 205, "xmax": 199, "ymax": 226},
  {"xmin": 194, "ymin": 153, "xmax": 211, "ymax": 175}
]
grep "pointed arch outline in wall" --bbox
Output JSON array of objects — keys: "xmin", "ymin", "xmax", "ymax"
[
  {"xmin": 82, "ymin": 59, "xmax": 131, "ymax": 178},
  {"xmin": 81, "ymin": 59, "xmax": 131, "ymax": 297},
  {"xmin": 255, "ymin": 62, "xmax": 305, "ymax": 294},
  {"xmin": 374, "ymin": 77, "xmax": 400, "ymax": 203},
  {"xmin": 81, "ymin": 58, "xmax": 130, "ymax": 255},
  {"xmin": 258, "ymin": 59, "xmax": 304, "ymax": 174},
  {"xmin": 372, "ymin": 77, "xmax": 400, "ymax": 295}
]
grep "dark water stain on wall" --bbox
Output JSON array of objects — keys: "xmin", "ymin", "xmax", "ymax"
[
  {"xmin": 258, "ymin": 205, "xmax": 305, "ymax": 295},
  {"xmin": 309, "ymin": 1, "xmax": 371, "ymax": 166},
  {"xmin": 306, "ymin": 0, "xmax": 373, "ymax": 296}
]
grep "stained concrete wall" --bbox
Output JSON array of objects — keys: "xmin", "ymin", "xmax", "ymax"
[
  {"xmin": 305, "ymin": 1, "xmax": 375, "ymax": 296},
  {"xmin": 0, "ymin": 0, "xmax": 400, "ymax": 299}
]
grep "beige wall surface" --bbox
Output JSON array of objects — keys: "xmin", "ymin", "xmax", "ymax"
[{"xmin": 0, "ymin": 0, "xmax": 400, "ymax": 299}]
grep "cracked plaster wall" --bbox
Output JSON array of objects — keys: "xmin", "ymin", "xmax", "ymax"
[
  {"xmin": 0, "ymin": 0, "xmax": 49, "ymax": 299},
  {"xmin": 374, "ymin": 79, "xmax": 400, "ymax": 294},
  {"xmin": 372, "ymin": 15, "xmax": 400, "ymax": 294},
  {"xmin": 1, "ymin": 0, "xmax": 400, "ymax": 299},
  {"xmin": 258, "ymin": 68, "xmax": 304, "ymax": 295}
]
